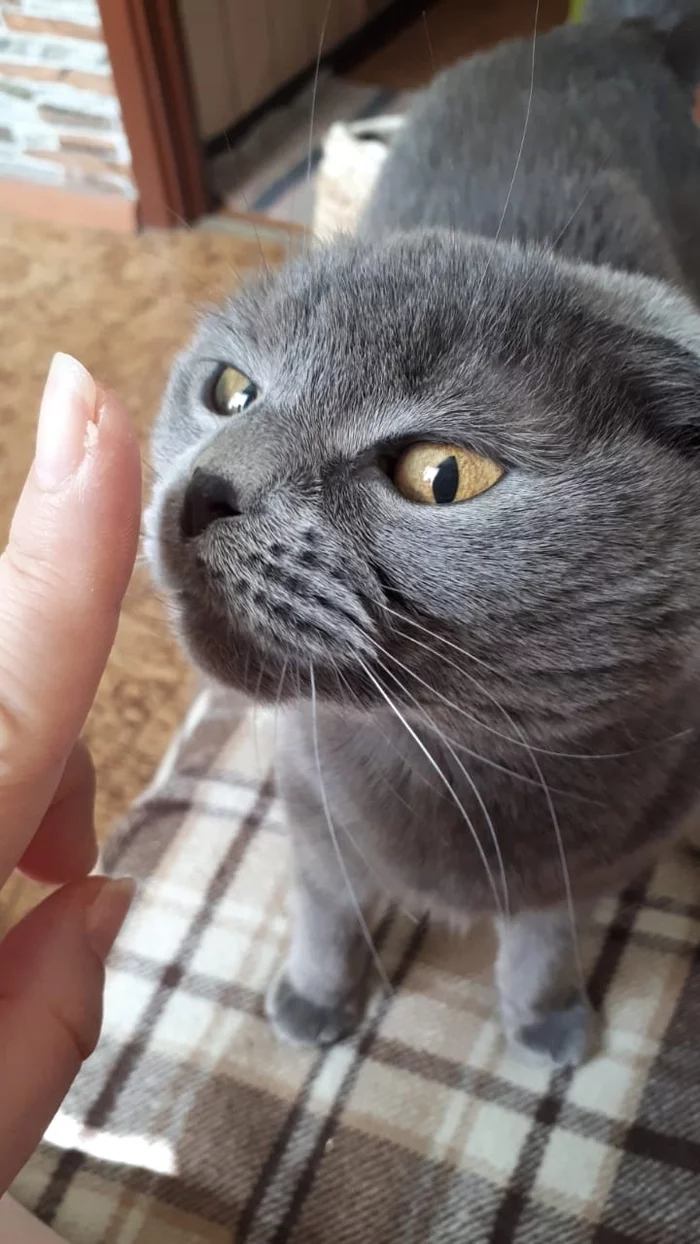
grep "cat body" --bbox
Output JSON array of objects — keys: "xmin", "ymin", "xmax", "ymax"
[
  {"xmin": 362, "ymin": 18, "xmax": 700, "ymax": 292},
  {"xmin": 148, "ymin": 8, "xmax": 700, "ymax": 1064}
]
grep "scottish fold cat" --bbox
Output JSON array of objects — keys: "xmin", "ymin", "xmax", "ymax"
[{"xmin": 146, "ymin": 3, "xmax": 700, "ymax": 1064}]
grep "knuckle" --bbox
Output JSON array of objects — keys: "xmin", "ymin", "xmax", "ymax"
[
  {"xmin": 0, "ymin": 542, "xmax": 75, "ymax": 787},
  {"xmin": 0, "ymin": 685, "xmax": 64, "ymax": 788},
  {"xmin": 0, "ymin": 690, "xmax": 36, "ymax": 787},
  {"xmin": 45, "ymin": 995, "xmax": 100, "ymax": 1062},
  {"xmin": 0, "ymin": 992, "xmax": 99, "ymax": 1074}
]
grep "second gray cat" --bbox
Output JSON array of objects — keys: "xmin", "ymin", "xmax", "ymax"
[{"xmin": 146, "ymin": 4, "xmax": 700, "ymax": 1066}]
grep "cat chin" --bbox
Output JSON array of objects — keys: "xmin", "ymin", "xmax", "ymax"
[{"xmin": 169, "ymin": 604, "xmax": 359, "ymax": 707}]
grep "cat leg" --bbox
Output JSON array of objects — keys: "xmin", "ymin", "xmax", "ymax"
[
  {"xmin": 495, "ymin": 906, "xmax": 597, "ymax": 1068},
  {"xmin": 266, "ymin": 857, "xmax": 376, "ymax": 1048}
]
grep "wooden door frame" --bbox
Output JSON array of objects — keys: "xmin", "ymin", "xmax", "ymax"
[{"xmin": 98, "ymin": 0, "xmax": 210, "ymax": 229}]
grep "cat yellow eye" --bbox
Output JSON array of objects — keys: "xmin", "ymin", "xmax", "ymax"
[
  {"xmin": 210, "ymin": 365, "xmax": 258, "ymax": 416},
  {"xmin": 393, "ymin": 443, "xmax": 504, "ymax": 505}
]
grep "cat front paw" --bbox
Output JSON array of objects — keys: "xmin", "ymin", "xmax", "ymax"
[
  {"xmin": 507, "ymin": 997, "xmax": 598, "ymax": 1069},
  {"xmin": 265, "ymin": 970, "xmax": 362, "ymax": 1048}
]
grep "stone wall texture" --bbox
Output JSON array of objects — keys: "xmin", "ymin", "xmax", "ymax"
[{"xmin": 0, "ymin": 0, "xmax": 135, "ymax": 198}]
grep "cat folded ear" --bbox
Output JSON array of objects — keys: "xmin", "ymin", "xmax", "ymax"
[
  {"xmin": 630, "ymin": 324, "xmax": 700, "ymax": 456},
  {"xmin": 573, "ymin": 263, "xmax": 700, "ymax": 456},
  {"xmin": 659, "ymin": 12, "xmax": 700, "ymax": 89}
]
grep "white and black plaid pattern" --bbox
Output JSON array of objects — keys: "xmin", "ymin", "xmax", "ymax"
[{"xmin": 10, "ymin": 687, "xmax": 700, "ymax": 1243}]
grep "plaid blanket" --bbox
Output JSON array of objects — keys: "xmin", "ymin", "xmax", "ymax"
[{"xmin": 10, "ymin": 687, "xmax": 700, "ymax": 1243}]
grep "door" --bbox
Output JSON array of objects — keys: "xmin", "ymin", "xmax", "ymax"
[{"xmin": 98, "ymin": 0, "xmax": 209, "ymax": 228}]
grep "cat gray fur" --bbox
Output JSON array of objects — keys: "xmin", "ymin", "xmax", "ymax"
[{"xmin": 146, "ymin": 5, "xmax": 700, "ymax": 1066}]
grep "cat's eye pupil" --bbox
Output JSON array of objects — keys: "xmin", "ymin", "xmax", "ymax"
[
  {"xmin": 393, "ymin": 442, "xmax": 502, "ymax": 506},
  {"xmin": 211, "ymin": 367, "xmax": 258, "ymax": 416},
  {"xmin": 228, "ymin": 383, "xmax": 255, "ymax": 412},
  {"xmin": 431, "ymin": 455, "xmax": 459, "ymax": 505}
]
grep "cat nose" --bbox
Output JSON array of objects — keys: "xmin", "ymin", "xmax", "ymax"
[{"xmin": 180, "ymin": 469, "xmax": 241, "ymax": 538}]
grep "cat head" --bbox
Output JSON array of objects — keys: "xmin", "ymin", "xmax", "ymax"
[{"xmin": 146, "ymin": 231, "xmax": 700, "ymax": 747}]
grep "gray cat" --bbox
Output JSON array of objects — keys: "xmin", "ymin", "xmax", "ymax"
[{"xmin": 146, "ymin": 3, "xmax": 700, "ymax": 1066}]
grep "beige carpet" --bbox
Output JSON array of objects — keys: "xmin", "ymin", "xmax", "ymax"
[{"xmin": 0, "ymin": 211, "xmax": 294, "ymax": 929}]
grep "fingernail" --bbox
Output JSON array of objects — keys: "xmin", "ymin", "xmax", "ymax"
[
  {"xmin": 85, "ymin": 877, "xmax": 136, "ymax": 962},
  {"xmin": 35, "ymin": 352, "xmax": 97, "ymax": 489}
]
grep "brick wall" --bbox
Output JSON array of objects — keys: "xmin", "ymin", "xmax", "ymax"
[{"xmin": 0, "ymin": 0, "xmax": 135, "ymax": 199}]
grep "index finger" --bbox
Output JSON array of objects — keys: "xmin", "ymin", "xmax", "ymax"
[{"xmin": 0, "ymin": 355, "xmax": 141, "ymax": 882}]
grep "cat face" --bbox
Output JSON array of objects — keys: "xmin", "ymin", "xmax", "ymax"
[{"xmin": 146, "ymin": 231, "xmax": 700, "ymax": 746}]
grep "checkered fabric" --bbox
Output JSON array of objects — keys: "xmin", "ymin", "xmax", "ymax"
[{"xmin": 10, "ymin": 687, "xmax": 700, "ymax": 1243}]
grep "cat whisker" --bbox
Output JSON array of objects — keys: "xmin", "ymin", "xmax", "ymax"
[
  {"xmin": 444, "ymin": 734, "xmax": 605, "ymax": 806},
  {"xmin": 334, "ymin": 662, "xmax": 442, "ymax": 800},
  {"xmin": 378, "ymin": 601, "xmax": 502, "ymax": 676},
  {"xmin": 337, "ymin": 823, "xmax": 420, "ymax": 926},
  {"xmin": 397, "ymin": 650, "xmax": 582, "ymax": 987},
  {"xmin": 251, "ymin": 659, "xmax": 267, "ymax": 776},
  {"xmin": 164, "ymin": 208, "xmax": 194, "ymax": 232},
  {"xmin": 422, "ymin": 9, "xmax": 456, "ymax": 247},
  {"xmin": 309, "ymin": 664, "xmax": 392, "ymax": 988},
  {"xmin": 380, "ymin": 604, "xmax": 691, "ymax": 761},
  {"xmin": 215, "ymin": 32, "xmax": 274, "ymax": 268},
  {"xmin": 242, "ymin": 648, "xmax": 252, "ymax": 699},
  {"xmin": 374, "ymin": 624, "xmax": 595, "ymax": 803},
  {"xmin": 371, "ymin": 634, "xmax": 546, "ymax": 787},
  {"xmin": 372, "ymin": 649, "xmax": 578, "ymax": 977},
  {"xmin": 357, "ymin": 657, "xmax": 506, "ymax": 919},
  {"xmin": 399, "ymin": 625, "xmax": 692, "ymax": 757},
  {"xmin": 273, "ymin": 656, "xmax": 289, "ymax": 757},
  {"xmin": 473, "ymin": 0, "xmax": 540, "ymax": 304},
  {"xmin": 332, "ymin": 662, "xmax": 356, "ymax": 703},
  {"xmin": 541, "ymin": 150, "xmax": 615, "ymax": 263},
  {"xmin": 324, "ymin": 663, "xmax": 421, "ymax": 923},
  {"xmin": 514, "ymin": 720, "xmax": 586, "ymax": 995},
  {"xmin": 374, "ymin": 638, "xmax": 583, "ymax": 979},
  {"xmin": 303, "ymin": 0, "xmax": 333, "ymax": 254},
  {"xmin": 374, "ymin": 653, "xmax": 510, "ymax": 919},
  {"xmin": 236, "ymin": 184, "xmax": 271, "ymax": 277},
  {"xmin": 378, "ymin": 637, "xmax": 561, "ymax": 758}
]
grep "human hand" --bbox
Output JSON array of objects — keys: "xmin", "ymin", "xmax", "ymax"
[{"xmin": 0, "ymin": 354, "xmax": 141, "ymax": 1191}]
